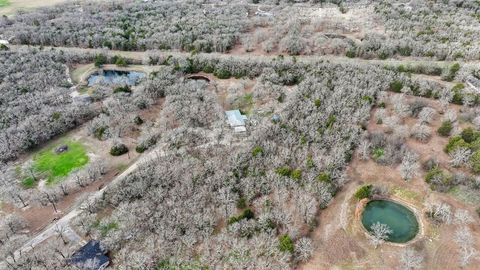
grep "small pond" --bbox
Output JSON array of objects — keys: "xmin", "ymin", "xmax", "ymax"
[
  {"xmin": 87, "ymin": 70, "xmax": 145, "ymax": 87},
  {"xmin": 361, "ymin": 200, "xmax": 419, "ymax": 243}
]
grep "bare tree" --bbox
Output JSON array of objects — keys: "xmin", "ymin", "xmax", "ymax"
[
  {"xmin": 418, "ymin": 107, "xmax": 436, "ymax": 124},
  {"xmin": 53, "ymin": 225, "xmax": 69, "ymax": 245},
  {"xmin": 399, "ymin": 247, "xmax": 424, "ymax": 270},
  {"xmin": 454, "ymin": 209, "xmax": 474, "ymax": 225},
  {"xmin": 400, "ymin": 151, "xmax": 419, "ymax": 181},
  {"xmin": 295, "ymin": 237, "xmax": 313, "ymax": 262},
  {"xmin": 40, "ymin": 191, "xmax": 60, "ymax": 213},
  {"xmin": 449, "ymin": 148, "xmax": 471, "ymax": 168},
  {"xmin": 391, "ymin": 94, "xmax": 411, "ymax": 118},
  {"xmin": 425, "ymin": 202, "xmax": 452, "ymax": 224},
  {"xmin": 369, "ymin": 222, "xmax": 392, "ymax": 248},
  {"xmin": 358, "ymin": 140, "xmax": 371, "ymax": 161},
  {"xmin": 454, "ymin": 226, "xmax": 478, "ymax": 267},
  {"xmin": 410, "ymin": 123, "xmax": 431, "ymax": 142}
]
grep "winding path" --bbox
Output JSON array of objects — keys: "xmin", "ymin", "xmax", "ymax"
[{"xmin": 1, "ymin": 136, "xmax": 237, "ymax": 268}]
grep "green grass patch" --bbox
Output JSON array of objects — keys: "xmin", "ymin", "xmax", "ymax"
[
  {"xmin": 77, "ymin": 86, "xmax": 91, "ymax": 94},
  {"xmin": 33, "ymin": 140, "xmax": 89, "ymax": 185},
  {"xmin": 0, "ymin": 0, "xmax": 10, "ymax": 8},
  {"xmin": 392, "ymin": 187, "xmax": 421, "ymax": 203},
  {"xmin": 278, "ymin": 234, "xmax": 294, "ymax": 253},
  {"xmin": 235, "ymin": 93, "xmax": 254, "ymax": 115},
  {"xmin": 100, "ymin": 222, "xmax": 118, "ymax": 237},
  {"xmin": 21, "ymin": 177, "xmax": 37, "ymax": 189}
]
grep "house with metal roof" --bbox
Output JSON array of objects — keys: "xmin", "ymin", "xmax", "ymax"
[
  {"xmin": 70, "ymin": 240, "xmax": 110, "ymax": 270},
  {"xmin": 225, "ymin": 110, "xmax": 247, "ymax": 133}
]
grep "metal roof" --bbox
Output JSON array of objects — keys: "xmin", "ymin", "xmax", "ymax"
[
  {"xmin": 225, "ymin": 110, "xmax": 247, "ymax": 127},
  {"xmin": 70, "ymin": 240, "xmax": 110, "ymax": 270}
]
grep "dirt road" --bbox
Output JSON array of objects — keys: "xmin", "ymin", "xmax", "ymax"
[
  {"xmin": 1, "ymin": 137, "xmax": 237, "ymax": 268},
  {"xmin": 9, "ymin": 44, "xmax": 480, "ymax": 69}
]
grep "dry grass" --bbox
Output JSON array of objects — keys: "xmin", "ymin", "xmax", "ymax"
[{"xmin": 302, "ymin": 92, "xmax": 480, "ymax": 269}]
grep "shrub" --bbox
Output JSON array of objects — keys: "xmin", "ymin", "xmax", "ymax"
[
  {"xmin": 291, "ymin": 169, "xmax": 302, "ymax": 180},
  {"xmin": 113, "ymin": 85, "xmax": 132, "ymax": 94},
  {"xmin": 113, "ymin": 55, "xmax": 128, "ymax": 67},
  {"xmin": 470, "ymin": 151, "xmax": 480, "ymax": 174},
  {"xmin": 21, "ymin": 177, "xmax": 36, "ymax": 189},
  {"xmin": 398, "ymin": 46, "xmax": 412, "ymax": 56},
  {"xmin": 390, "ymin": 80, "xmax": 403, "ymax": 93},
  {"xmin": 346, "ymin": 49, "xmax": 356, "ymax": 58},
  {"xmin": 354, "ymin": 184, "xmax": 372, "ymax": 200},
  {"xmin": 135, "ymin": 144, "xmax": 147, "ymax": 153},
  {"xmin": 93, "ymin": 126, "xmax": 107, "ymax": 140},
  {"xmin": 317, "ymin": 172, "xmax": 331, "ymax": 183},
  {"xmin": 444, "ymin": 136, "xmax": 470, "ymax": 154},
  {"xmin": 214, "ymin": 69, "xmax": 231, "ymax": 79},
  {"xmin": 100, "ymin": 222, "xmax": 118, "ymax": 237},
  {"xmin": 228, "ymin": 208, "xmax": 255, "ymax": 224},
  {"xmin": 314, "ymin": 99, "xmax": 321, "ymax": 107},
  {"xmin": 437, "ymin": 121, "xmax": 453, "ymax": 137},
  {"xmin": 470, "ymin": 138, "xmax": 480, "ymax": 152},
  {"xmin": 202, "ymin": 65, "xmax": 214, "ymax": 73},
  {"xmin": 236, "ymin": 197, "xmax": 247, "ymax": 209},
  {"xmin": 134, "ymin": 116, "xmax": 144, "ymax": 125},
  {"xmin": 326, "ymin": 115, "xmax": 336, "ymax": 129},
  {"xmin": 275, "ymin": 166, "xmax": 292, "ymax": 177},
  {"xmin": 444, "ymin": 63, "xmax": 460, "ymax": 82},
  {"xmin": 461, "ymin": 127, "xmax": 480, "ymax": 143},
  {"xmin": 252, "ymin": 146, "xmax": 264, "ymax": 157},
  {"xmin": 110, "ymin": 144, "xmax": 129, "ymax": 156},
  {"xmin": 362, "ymin": 95, "xmax": 374, "ymax": 104},
  {"xmin": 306, "ymin": 155, "xmax": 314, "ymax": 169},
  {"xmin": 372, "ymin": 147, "xmax": 385, "ymax": 161},
  {"xmin": 94, "ymin": 54, "xmax": 107, "ymax": 67},
  {"xmin": 425, "ymin": 167, "xmax": 444, "ymax": 184},
  {"xmin": 451, "ymin": 84, "xmax": 464, "ymax": 105},
  {"xmin": 278, "ymin": 234, "xmax": 294, "ymax": 253}
]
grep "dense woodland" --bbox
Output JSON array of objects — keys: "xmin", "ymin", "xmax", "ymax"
[
  {"xmin": 1, "ymin": 0, "xmax": 479, "ymax": 60},
  {"xmin": 0, "ymin": 45, "xmax": 479, "ymax": 268},
  {"xmin": 0, "ymin": 50, "xmax": 95, "ymax": 166},
  {"xmin": 69, "ymin": 62, "xmax": 388, "ymax": 269}
]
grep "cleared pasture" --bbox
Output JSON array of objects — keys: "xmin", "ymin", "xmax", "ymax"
[{"xmin": 0, "ymin": 0, "xmax": 82, "ymax": 16}]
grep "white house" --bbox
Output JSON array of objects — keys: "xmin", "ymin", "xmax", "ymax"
[{"xmin": 225, "ymin": 110, "xmax": 247, "ymax": 133}]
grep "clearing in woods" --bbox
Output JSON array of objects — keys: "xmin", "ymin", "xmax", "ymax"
[
  {"xmin": 0, "ymin": 0, "xmax": 77, "ymax": 16},
  {"xmin": 0, "ymin": 0, "xmax": 10, "ymax": 8},
  {"xmin": 33, "ymin": 140, "xmax": 89, "ymax": 185}
]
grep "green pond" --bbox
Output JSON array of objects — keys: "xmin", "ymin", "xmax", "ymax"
[{"xmin": 361, "ymin": 200, "xmax": 419, "ymax": 243}]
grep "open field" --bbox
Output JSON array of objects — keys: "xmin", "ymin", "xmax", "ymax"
[
  {"xmin": 0, "ymin": 0, "xmax": 72, "ymax": 16},
  {"xmin": 33, "ymin": 140, "xmax": 89, "ymax": 185},
  {"xmin": 0, "ymin": 0, "xmax": 9, "ymax": 8}
]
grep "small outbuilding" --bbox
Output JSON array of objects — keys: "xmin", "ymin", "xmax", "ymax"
[
  {"xmin": 225, "ymin": 110, "xmax": 248, "ymax": 133},
  {"xmin": 70, "ymin": 240, "xmax": 110, "ymax": 270}
]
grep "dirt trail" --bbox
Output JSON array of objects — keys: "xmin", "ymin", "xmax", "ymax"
[
  {"xmin": 299, "ymin": 178, "xmax": 362, "ymax": 270},
  {"xmin": 9, "ymin": 44, "xmax": 480, "ymax": 68}
]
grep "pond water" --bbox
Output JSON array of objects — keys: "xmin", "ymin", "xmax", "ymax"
[
  {"xmin": 87, "ymin": 70, "xmax": 145, "ymax": 87},
  {"xmin": 361, "ymin": 200, "xmax": 419, "ymax": 243}
]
